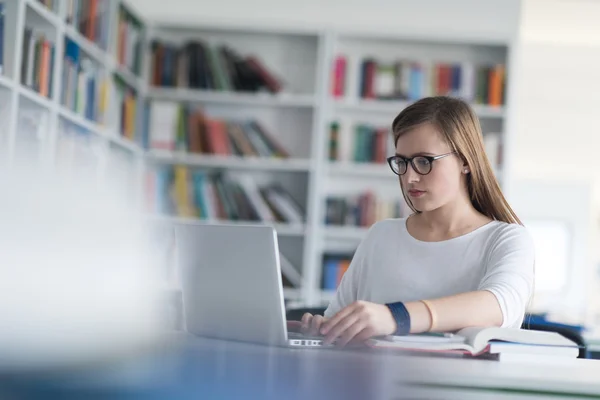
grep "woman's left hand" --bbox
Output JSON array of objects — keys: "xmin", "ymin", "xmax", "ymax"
[{"xmin": 319, "ymin": 301, "xmax": 397, "ymax": 347}]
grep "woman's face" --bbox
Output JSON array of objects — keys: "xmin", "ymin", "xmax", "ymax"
[{"xmin": 395, "ymin": 123, "xmax": 465, "ymax": 212}]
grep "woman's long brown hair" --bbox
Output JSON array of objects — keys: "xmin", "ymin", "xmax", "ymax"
[{"xmin": 392, "ymin": 96, "xmax": 522, "ymax": 225}]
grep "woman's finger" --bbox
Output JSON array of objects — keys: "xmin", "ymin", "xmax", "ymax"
[
  {"xmin": 301, "ymin": 313, "xmax": 312, "ymax": 334},
  {"xmin": 335, "ymin": 321, "xmax": 365, "ymax": 347},
  {"xmin": 324, "ymin": 312, "xmax": 359, "ymax": 345},
  {"xmin": 309, "ymin": 315, "xmax": 324, "ymax": 336},
  {"xmin": 320, "ymin": 303, "xmax": 356, "ymax": 335}
]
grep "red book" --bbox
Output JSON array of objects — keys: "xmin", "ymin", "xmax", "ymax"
[{"xmin": 332, "ymin": 55, "xmax": 346, "ymax": 97}]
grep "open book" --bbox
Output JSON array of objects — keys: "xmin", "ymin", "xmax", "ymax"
[{"xmin": 367, "ymin": 327, "xmax": 579, "ymax": 357}]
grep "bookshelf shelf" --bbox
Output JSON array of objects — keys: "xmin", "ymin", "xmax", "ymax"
[
  {"xmin": 318, "ymin": 290, "xmax": 336, "ymax": 303},
  {"xmin": 328, "ymin": 162, "xmax": 393, "ymax": 178},
  {"xmin": 146, "ymin": 151, "xmax": 313, "ymax": 172},
  {"xmin": 56, "ymin": 107, "xmax": 139, "ymax": 154},
  {"xmin": 148, "ymin": 215, "xmax": 307, "ymax": 237},
  {"xmin": 0, "ymin": 75, "xmax": 16, "ymax": 91},
  {"xmin": 58, "ymin": 107, "xmax": 101, "ymax": 133},
  {"xmin": 471, "ymin": 105, "xmax": 505, "ymax": 118},
  {"xmin": 107, "ymin": 135, "xmax": 143, "ymax": 154},
  {"xmin": 18, "ymin": 85, "xmax": 53, "ymax": 110},
  {"xmin": 146, "ymin": 88, "xmax": 316, "ymax": 108},
  {"xmin": 283, "ymin": 288, "xmax": 302, "ymax": 300},
  {"xmin": 114, "ymin": 65, "xmax": 143, "ymax": 91},
  {"xmin": 323, "ymin": 225, "xmax": 369, "ymax": 241},
  {"xmin": 25, "ymin": 0, "xmax": 60, "ymax": 29},
  {"xmin": 334, "ymin": 99, "xmax": 505, "ymax": 119},
  {"xmin": 63, "ymin": 24, "xmax": 110, "ymax": 65}
]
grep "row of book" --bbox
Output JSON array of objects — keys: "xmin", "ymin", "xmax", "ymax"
[
  {"xmin": 65, "ymin": 0, "xmax": 111, "ymax": 52},
  {"xmin": 149, "ymin": 40, "xmax": 282, "ymax": 93},
  {"xmin": 21, "ymin": 28, "xmax": 55, "ymax": 98},
  {"xmin": 329, "ymin": 122, "xmax": 392, "ymax": 163},
  {"xmin": 148, "ymin": 102, "xmax": 290, "ymax": 157},
  {"xmin": 322, "ymin": 254, "xmax": 351, "ymax": 291},
  {"xmin": 325, "ymin": 193, "xmax": 407, "ymax": 227},
  {"xmin": 116, "ymin": 5, "xmax": 143, "ymax": 75},
  {"xmin": 146, "ymin": 168, "xmax": 305, "ymax": 223},
  {"xmin": 332, "ymin": 55, "xmax": 505, "ymax": 106},
  {"xmin": 62, "ymin": 37, "xmax": 105, "ymax": 122}
]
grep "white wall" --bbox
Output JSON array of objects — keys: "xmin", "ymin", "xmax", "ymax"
[
  {"xmin": 127, "ymin": 0, "xmax": 520, "ymax": 43},
  {"xmin": 510, "ymin": 0, "xmax": 600, "ymax": 326}
]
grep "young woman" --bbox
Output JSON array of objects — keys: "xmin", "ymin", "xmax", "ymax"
[{"xmin": 301, "ymin": 96, "xmax": 535, "ymax": 347}]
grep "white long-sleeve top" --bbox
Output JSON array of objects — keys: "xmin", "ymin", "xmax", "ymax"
[{"xmin": 324, "ymin": 218, "xmax": 536, "ymax": 329}]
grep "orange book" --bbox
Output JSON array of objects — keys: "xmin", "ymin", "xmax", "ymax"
[
  {"xmin": 488, "ymin": 65, "xmax": 504, "ymax": 106},
  {"xmin": 337, "ymin": 259, "xmax": 350, "ymax": 286},
  {"xmin": 118, "ymin": 18, "xmax": 127, "ymax": 65},
  {"xmin": 87, "ymin": 0, "xmax": 98, "ymax": 41},
  {"xmin": 39, "ymin": 40, "xmax": 51, "ymax": 97}
]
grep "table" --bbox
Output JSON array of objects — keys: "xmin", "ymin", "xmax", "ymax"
[{"xmin": 1, "ymin": 332, "xmax": 599, "ymax": 399}]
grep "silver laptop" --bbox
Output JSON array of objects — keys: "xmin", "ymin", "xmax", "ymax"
[{"xmin": 175, "ymin": 222, "xmax": 326, "ymax": 348}]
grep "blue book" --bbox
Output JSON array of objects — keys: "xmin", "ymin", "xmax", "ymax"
[{"xmin": 324, "ymin": 259, "xmax": 340, "ymax": 290}]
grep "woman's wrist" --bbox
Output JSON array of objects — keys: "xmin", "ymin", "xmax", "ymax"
[
  {"xmin": 404, "ymin": 301, "xmax": 434, "ymax": 333},
  {"xmin": 385, "ymin": 302, "xmax": 411, "ymax": 336}
]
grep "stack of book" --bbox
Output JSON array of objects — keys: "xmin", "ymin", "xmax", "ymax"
[
  {"xmin": 146, "ymin": 167, "xmax": 304, "ymax": 224},
  {"xmin": 147, "ymin": 102, "xmax": 289, "ymax": 158},
  {"xmin": 149, "ymin": 40, "xmax": 282, "ymax": 93}
]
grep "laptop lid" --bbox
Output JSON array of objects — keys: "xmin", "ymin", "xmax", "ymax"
[{"xmin": 175, "ymin": 222, "xmax": 289, "ymax": 346}]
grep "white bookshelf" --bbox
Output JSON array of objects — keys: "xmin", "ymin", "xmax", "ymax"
[
  {"xmin": 146, "ymin": 88, "xmax": 317, "ymax": 108},
  {"xmin": 2, "ymin": 1, "xmax": 514, "ymax": 308},
  {"xmin": 1, "ymin": 0, "xmax": 145, "ymax": 172}
]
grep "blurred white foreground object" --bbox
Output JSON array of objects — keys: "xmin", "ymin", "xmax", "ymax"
[{"xmin": 0, "ymin": 162, "xmax": 164, "ymax": 371}]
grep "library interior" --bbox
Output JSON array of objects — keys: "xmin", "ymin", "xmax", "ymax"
[{"xmin": 1, "ymin": 0, "xmax": 600, "ymax": 398}]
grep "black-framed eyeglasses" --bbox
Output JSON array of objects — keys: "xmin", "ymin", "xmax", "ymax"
[{"xmin": 386, "ymin": 152, "xmax": 456, "ymax": 176}]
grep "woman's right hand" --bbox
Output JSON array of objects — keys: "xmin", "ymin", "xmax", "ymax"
[{"xmin": 301, "ymin": 313, "xmax": 327, "ymax": 336}]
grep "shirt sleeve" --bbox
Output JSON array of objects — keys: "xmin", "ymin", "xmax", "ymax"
[
  {"xmin": 323, "ymin": 233, "xmax": 371, "ymax": 319},
  {"xmin": 478, "ymin": 224, "xmax": 536, "ymax": 328}
]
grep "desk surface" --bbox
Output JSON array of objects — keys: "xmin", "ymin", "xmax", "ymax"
[{"xmin": 2, "ymin": 332, "xmax": 600, "ymax": 399}]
